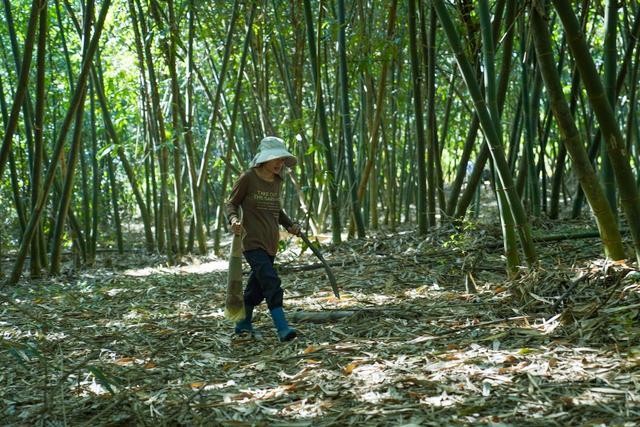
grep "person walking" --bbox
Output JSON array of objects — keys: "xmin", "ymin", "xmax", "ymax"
[{"xmin": 225, "ymin": 137, "xmax": 300, "ymax": 341}]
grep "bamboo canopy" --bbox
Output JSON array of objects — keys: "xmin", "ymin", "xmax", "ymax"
[{"xmin": 0, "ymin": 0, "xmax": 638, "ymax": 278}]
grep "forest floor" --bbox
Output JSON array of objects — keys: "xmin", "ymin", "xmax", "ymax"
[{"xmin": 1, "ymin": 220, "xmax": 639, "ymax": 426}]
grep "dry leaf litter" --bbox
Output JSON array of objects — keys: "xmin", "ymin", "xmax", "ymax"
[{"xmin": 1, "ymin": 222, "xmax": 639, "ymax": 425}]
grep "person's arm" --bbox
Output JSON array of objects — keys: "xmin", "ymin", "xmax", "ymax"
[
  {"xmin": 225, "ymin": 174, "xmax": 248, "ymax": 233},
  {"xmin": 276, "ymin": 176, "xmax": 299, "ymax": 235},
  {"xmin": 279, "ymin": 210, "xmax": 300, "ymax": 236},
  {"xmin": 278, "ymin": 209, "xmax": 294, "ymax": 229}
]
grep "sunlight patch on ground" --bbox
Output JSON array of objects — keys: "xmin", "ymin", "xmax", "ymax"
[
  {"xmin": 105, "ymin": 288, "xmax": 128, "ymax": 297},
  {"xmin": 420, "ymin": 391, "xmax": 464, "ymax": 407},
  {"xmin": 351, "ymin": 363, "xmax": 388, "ymax": 388},
  {"xmin": 179, "ymin": 260, "xmax": 228, "ymax": 274},
  {"xmin": 282, "ymin": 397, "xmax": 333, "ymax": 418},
  {"xmin": 210, "ymin": 382, "xmax": 332, "ymax": 418},
  {"xmin": 123, "ymin": 260, "xmax": 228, "ymax": 277},
  {"xmin": 123, "ymin": 266, "xmax": 164, "ymax": 277}
]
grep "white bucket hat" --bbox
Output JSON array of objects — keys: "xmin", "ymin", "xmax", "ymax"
[{"xmin": 250, "ymin": 136, "xmax": 297, "ymax": 168}]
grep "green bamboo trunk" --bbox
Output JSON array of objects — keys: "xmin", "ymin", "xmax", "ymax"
[
  {"xmin": 530, "ymin": 3, "xmax": 625, "ymax": 260},
  {"xmin": 5, "ymin": 0, "xmax": 113, "ymax": 285},
  {"xmin": 337, "ymin": 0, "xmax": 365, "ymax": 238},
  {"xmin": 303, "ymin": 0, "xmax": 342, "ymax": 243},
  {"xmin": 214, "ymin": 4, "xmax": 256, "ymax": 254},
  {"xmin": 408, "ymin": 0, "xmax": 428, "ymax": 235},
  {"xmin": 0, "ymin": 0, "xmax": 42, "ymax": 179},
  {"xmin": 434, "ymin": 0, "xmax": 537, "ymax": 266},
  {"xmin": 601, "ymin": 0, "xmax": 617, "ymax": 214},
  {"xmin": 553, "ymin": 0, "xmax": 640, "ymax": 264}
]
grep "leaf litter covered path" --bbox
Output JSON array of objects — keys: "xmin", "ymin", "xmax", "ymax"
[{"xmin": 1, "ymin": 224, "xmax": 639, "ymax": 425}]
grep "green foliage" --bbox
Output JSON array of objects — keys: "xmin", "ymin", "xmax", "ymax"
[
  {"xmin": 0, "ymin": 0, "xmax": 637, "ymax": 270},
  {"xmin": 278, "ymin": 238, "xmax": 288, "ymax": 253},
  {"xmin": 443, "ymin": 219, "xmax": 479, "ymax": 252}
]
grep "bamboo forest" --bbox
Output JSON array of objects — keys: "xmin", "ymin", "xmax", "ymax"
[{"xmin": 1, "ymin": 0, "xmax": 640, "ymax": 424}]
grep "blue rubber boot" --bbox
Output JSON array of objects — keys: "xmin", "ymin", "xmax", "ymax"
[
  {"xmin": 269, "ymin": 307, "xmax": 297, "ymax": 342},
  {"xmin": 234, "ymin": 305, "xmax": 254, "ymax": 335}
]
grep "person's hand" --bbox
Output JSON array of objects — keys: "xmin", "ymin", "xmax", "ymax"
[
  {"xmin": 287, "ymin": 223, "xmax": 301, "ymax": 237},
  {"xmin": 230, "ymin": 218, "xmax": 243, "ymax": 236}
]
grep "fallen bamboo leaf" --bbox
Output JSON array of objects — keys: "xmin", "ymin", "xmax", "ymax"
[
  {"xmin": 590, "ymin": 387, "xmax": 627, "ymax": 394},
  {"xmin": 303, "ymin": 345, "xmax": 319, "ymax": 354},
  {"xmin": 343, "ymin": 361, "xmax": 363, "ymax": 375},
  {"xmin": 114, "ymin": 357, "xmax": 136, "ymax": 366}
]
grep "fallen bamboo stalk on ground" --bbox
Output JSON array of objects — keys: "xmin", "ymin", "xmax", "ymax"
[
  {"xmin": 289, "ymin": 310, "xmax": 355, "ymax": 323},
  {"xmin": 280, "ymin": 259, "xmax": 355, "ymax": 273}
]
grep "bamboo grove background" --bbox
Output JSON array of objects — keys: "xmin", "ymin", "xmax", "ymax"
[{"xmin": 1, "ymin": 0, "xmax": 640, "ymax": 284}]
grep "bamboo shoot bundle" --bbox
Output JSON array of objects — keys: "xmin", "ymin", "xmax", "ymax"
[{"xmin": 225, "ymin": 234, "xmax": 245, "ymax": 321}]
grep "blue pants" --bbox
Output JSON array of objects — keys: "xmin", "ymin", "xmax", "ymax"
[{"xmin": 243, "ymin": 249, "xmax": 283, "ymax": 310}]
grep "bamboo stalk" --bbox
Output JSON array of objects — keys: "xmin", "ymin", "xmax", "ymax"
[
  {"xmin": 553, "ymin": 0, "xmax": 640, "ymax": 264},
  {"xmin": 434, "ymin": 0, "xmax": 537, "ymax": 266}
]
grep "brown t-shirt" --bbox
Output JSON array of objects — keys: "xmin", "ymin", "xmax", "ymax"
[{"xmin": 225, "ymin": 169, "xmax": 294, "ymax": 256}]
